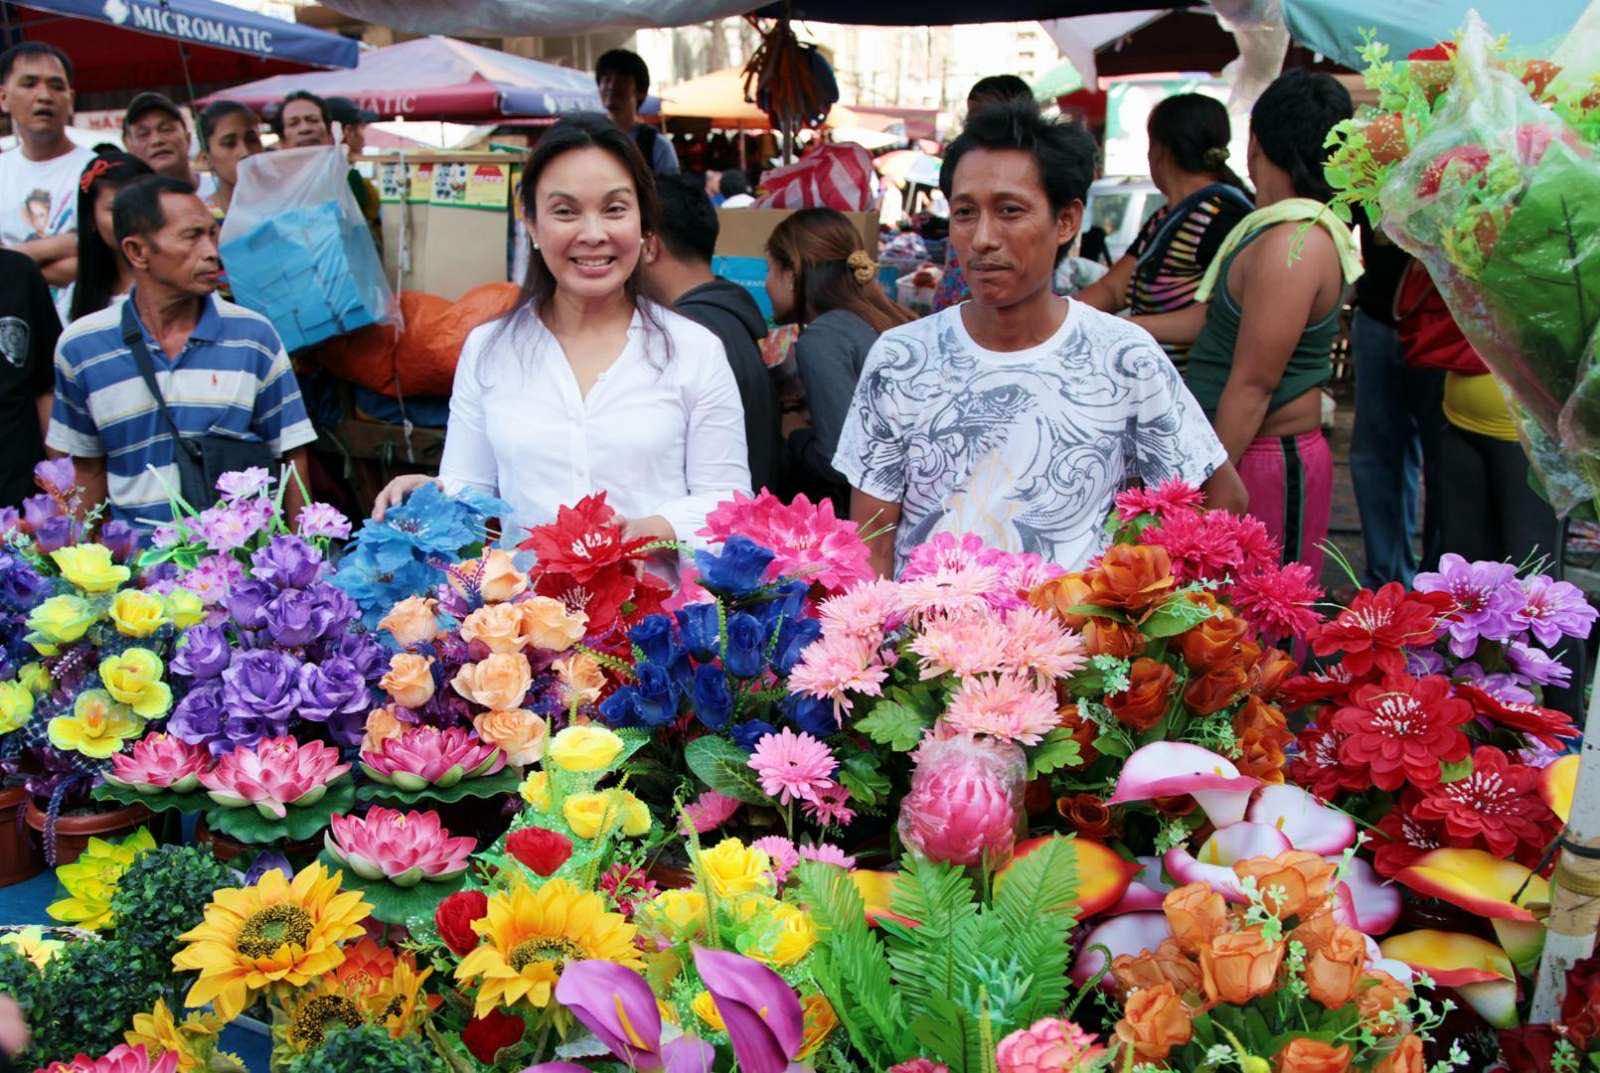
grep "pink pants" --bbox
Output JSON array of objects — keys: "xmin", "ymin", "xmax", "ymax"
[{"xmin": 1235, "ymin": 430, "xmax": 1332, "ymax": 578}]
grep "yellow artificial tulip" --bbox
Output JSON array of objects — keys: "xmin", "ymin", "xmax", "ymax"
[{"xmin": 50, "ymin": 544, "xmax": 131, "ymax": 594}]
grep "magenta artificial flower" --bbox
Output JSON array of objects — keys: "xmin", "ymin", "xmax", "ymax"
[
  {"xmin": 104, "ymin": 733, "xmax": 212, "ymax": 794},
  {"xmin": 801, "ymin": 780, "xmax": 855, "ymax": 828},
  {"xmin": 798, "ymin": 842, "xmax": 855, "ymax": 869},
  {"xmin": 1514, "ymin": 574, "xmax": 1598, "ymax": 647},
  {"xmin": 748, "ymin": 728, "xmax": 838, "ymax": 805},
  {"xmin": 1505, "ymin": 642, "xmax": 1573, "ymax": 688},
  {"xmin": 898, "ymin": 732, "xmax": 1025, "ymax": 868},
  {"xmin": 297, "ymin": 502, "xmax": 353, "ymax": 540},
  {"xmin": 900, "ymin": 533, "xmax": 1064, "ymax": 610},
  {"xmin": 698, "ymin": 490, "xmax": 874, "ymax": 595},
  {"xmin": 199, "ymin": 736, "xmax": 350, "ymax": 819},
  {"xmin": 682, "ymin": 789, "xmax": 742, "ymax": 834},
  {"xmin": 943, "ymin": 673, "xmax": 1060, "ymax": 746},
  {"xmin": 1413, "ymin": 554, "xmax": 1524, "ymax": 655},
  {"xmin": 692, "ymin": 946, "xmax": 806, "ymax": 1073},
  {"xmin": 995, "ymin": 1017, "xmax": 1105, "ymax": 1073},
  {"xmin": 324, "ymin": 806, "xmax": 475, "ymax": 886},
  {"xmin": 35, "ymin": 1044, "xmax": 179, "ymax": 1073},
  {"xmin": 1227, "ymin": 562, "xmax": 1325, "ymax": 643},
  {"xmin": 816, "ymin": 579, "xmax": 901, "ymax": 640},
  {"xmin": 555, "ymin": 960, "xmax": 715, "ymax": 1073},
  {"xmin": 359, "ymin": 725, "xmax": 505, "ymax": 791},
  {"xmin": 1113, "ymin": 477, "xmax": 1206, "ymax": 522},
  {"xmin": 752, "ymin": 835, "xmax": 801, "ymax": 884}
]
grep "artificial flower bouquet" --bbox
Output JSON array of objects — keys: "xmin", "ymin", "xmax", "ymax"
[{"xmin": 0, "ymin": 458, "xmax": 139, "ymax": 564}]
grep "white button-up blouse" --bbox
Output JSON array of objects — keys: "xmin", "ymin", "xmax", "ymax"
[{"xmin": 439, "ymin": 303, "xmax": 752, "ymax": 549}]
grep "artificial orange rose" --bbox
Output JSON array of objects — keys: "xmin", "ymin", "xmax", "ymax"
[
  {"xmin": 1290, "ymin": 909, "xmax": 1338, "ymax": 957},
  {"xmin": 1373, "ymin": 1033, "xmax": 1423, "ymax": 1073},
  {"xmin": 361, "ymin": 705, "xmax": 406, "ymax": 755},
  {"xmin": 473, "ymin": 709, "xmax": 550, "ymax": 766},
  {"xmin": 461, "ymin": 603, "xmax": 530, "ymax": 654},
  {"xmin": 1236, "ymin": 729, "xmax": 1289, "ymax": 784},
  {"xmin": 454, "ymin": 548, "xmax": 528, "ymax": 603},
  {"xmin": 452, "ymin": 652, "xmax": 533, "ymax": 711},
  {"xmin": 1082, "ymin": 618, "xmax": 1144, "ymax": 659},
  {"xmin": 1253, "ymin": 648, "xmax": 1299, "ymax": 699},
  {"xmin": 1029, "ymin": 573, "xmax": 1096, "ymax": 628},
  {"xmin": 1305, "ymin": 924, "xmax": 1367, "ymax": 1009},
  {"xmin": 1356, "ymin": 972, "xmax": 1413, "ymax": 1036},
  {"xmin": 1112, "ymin": 939, "xmax": 1202, "ymax": 998},
  {"xmin": 1273, "ymin": 1037, "xmax": 1352, "ymax": 1073},
  {"xmin": 1200, "ymin": 927, "xmax": 1285, "ymax": 1006},
  {"xmin": 1178, "ymin": 613, "xmax": 1250, "ymax": 672},
  {"xmin": 378, "ymin": 595, "xmax": 440, "ymax": 647},
  {"xmin": 1057, "ymin": 704, "xmax": 1100, "ymax": 764},
  {"xmin": 554, "ymin": 652, "xmax": 606, "ymax": 707},
  {"xmin": 1113, "ymin": 982, "xmax": 1193, "ymax": 1060},
  {"xmin": 1153, "ymin": 795, "xmax": 1198, "ymax": 818},
  {"xmin": 380, "ymin": 653, "xmax": 436, "ymax": 708},
  {"xmin": 1183, "ymin": 664, "xmax": 1252, "ymax": 716},
  {"xmin": 1164, "ymin": 882, "xmax": 1228, "ymax": 957},
  {"xmin": 520, "ymin": 596, "xmax": 588, "ymax": 652},
  {"xmin": 1108, "ymin": 658, "xmax": 1177, "ymax": 732},
  {"xmin": 1089, "ymin": 544, "xmax": 1176, "ymax": 611},
  {"xmin": 1056, "ymin": 793, "xmax": 1115, "ymax": 840},
  {"xmin": 1233, "ymin": 851, "xmax": 1336, "ymax": 919},
  {"xmin": 1234, "ymin": 695, "xmax": 1291, "ymax": 745}
]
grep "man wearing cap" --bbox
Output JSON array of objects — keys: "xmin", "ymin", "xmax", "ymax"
[
  {"xmin": 122, "ymin": 92, "xmax": 202, "ymax": 192},
  {"xmin": 271, "ymin": 90, "xmax": 382, "ymax": 252},
  {"xmin": 326, "ymin": 96, "xmax": 377, "ymax": 156}
]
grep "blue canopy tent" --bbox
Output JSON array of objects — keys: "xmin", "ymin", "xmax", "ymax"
[{"xmin": 0, "ymin": 0, "xmax": 358, "ymax": 96}]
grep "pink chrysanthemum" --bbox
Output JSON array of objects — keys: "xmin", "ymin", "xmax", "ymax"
[
  {"xmin": 995, "ymin": 1018, "xmax": 1104, "ymax": 1073},
  {"xmin": 898, "ymin": 563, "xmax": 1003, "ymax": 620},
  {"xmin": 787, "ymin": 631, "xmax": 891, "ymax": 716},
  {"xmin": 698, "ymin": 491, "xmax": 874, "ymax": 595},
  {"xmin": 1139, "ymin": 507, "xmax": 1245, "ymax": 584},
  {"xmin": 901, "ymin": 534, "xmax": 1061, "ymax": 612},
  {"xmin": 749, "ymin": 728, "xmax": 838, "ymax": 805},
  {"xmin": 802, "ymin": 780, "xmax": 856, "ymax": 827},
  {"xmin": 817, "ymin": 580, "xmax": 902, "ymax": 640},
  {"xmin": 682, "ymin": 789, "xmax": 742, "ymax": 834},
  {"xmin": 998, "ymin": 605, "xmax": 1087, "ymax": 682},
  {"xmin": 942, "ymin": 673, "xmax": 1060, "ymax": 746},
  {"xmin": 752, "ymin": 835, "xmax": 801, "ymax": 884},
  {"xmin": 1227, "ymin": 563, "xmax": 1324, "ymax": 643},
  {"xmin": 910, "ymin": 612, "xmax": 1010, "ymax": 680},
  {"xmin": 1113, "ymin": 477, "xmax": 1206, "ymax": 522},
  {"xmin": 799, "ymin": 842, "xmax": 856, "ymax": 869},
  {"xmin": 1222, "ymin": 512, "xmax": 1281, "ymax": 574}
]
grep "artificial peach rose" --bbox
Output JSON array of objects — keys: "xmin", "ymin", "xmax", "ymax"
[
  {"xmin": 554, "ymin": 652, "xmax": 606, "ymax": 707},
  {"xmin": 1235, "ymin": 725, "xmax": 1289, "ymax": 784},
  {"xmin": 520, "ymin": 596, "xmax": 588, "ymax": 652},
  {"xmin": 452, "ymin": 652, "xmax": 533, "ymax": 711},
  {"xmin": 1372, "ymin": 1033, "xmax": 1423, "ymax": 1073},
  {"xmin": 468, "ymin": 548, "xmax": 529, "ymax": 603},
  {"xmin": 461, "ymin": 603, "xmax": 529, "ymax": 654},
  {"xmin": 1183, "ymin": 665, "xmax": 1252, "ymax": 716},
  {"xmin": 1056, "ymin": 793, "xmax": 1115, "ymax": 840},
  {"xmin": 1356, "ymin": 972, "xmax": 1413, "ymax": 1036},
  {"xmin": 1233, "ymin": 851, "xmax": 1336, "ymax": 919},
  {"xmin": 1029, "ymin": 573, "xmax": 1096, "ymax": 628},
  {"xmin": 473, "ymin": 709, "xmax": 550, "ymax": 766},
  {"xmin": 1088, "ymin": 544, "xmax": 1176, "ymax": 611},
  {"xmin": 1273, "ymin": 1037, "xmax": 1351, "ymax": 1073},
  {"xmin": 378, "ymin": 596, "xmax": 439, "ymax": 647},
  {"xmin": 1163, "ymin": 882, "xmax": 1228, "ymax": 958},
  {"xmin": 1290, "ymin": 909, "xmax": 1338, "ymax": 957},
  {"xmin": 380, "ymin": 653, "xmax": 436, "ymax": 708},
  {"xmin": 361, "ymin": 705, "xmax": 407, "ymax": 754},
  {"xmin": 1108, "ymin": 658, "xmax": 1177, "ymax": 732},
  {"xmin": 1253, "ymin": 648, "xmax": 1299, "ymax": 699},
  {"xmin": 1305, "ymin": 924, "xmax": 1367, "ymax": 1009},
  {"xmin": 1056, "ymin": 704, "xmax": 1100, "ymax": 764},
  {"xmin": 1082, "ymin": 618, "xmax": 1144, "ymax": 660},
  {"xmin": 1200, "ymin": 927, "xmax": 1285, "ymax": 1006},
  {"xmin": 1178, "ymin": 613, "xmax": 1249, "ymax": 672},
  {"xmin": 1112, "ymin": 939, "xmax": 1202, "ymax": 998},
  {"xmin": 1113, "ymin": 982, "xmax": 1192, "ymax": 1061}
]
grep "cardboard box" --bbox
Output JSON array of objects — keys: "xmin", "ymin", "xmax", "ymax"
[{"xmin": 374, "ymin": 152, "xmax": 518, "ymax": 301}]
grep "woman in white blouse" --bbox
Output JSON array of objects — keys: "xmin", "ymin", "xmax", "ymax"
[{"xmin": 372, "ymin": 114, "xmax": 751, "ymax": 548}]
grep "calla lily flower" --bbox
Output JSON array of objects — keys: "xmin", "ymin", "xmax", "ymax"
[
  {"xmin": 1163, "ymin": 822, "xmax": 1291, "ymax": 903},
  {"xmin": 554, "ymin": 960, "xmax": 714, "ymax": 1073},
  {"xmin": 1246, "ymin": 784, "xmax": 1357, "ymax": 855},
  {"xmin": 1541, "ymin": 754, "xmax": 1577, "ymax": 822},
  {"xmin": 1106, "ymin": 856, "xmax": 1172, "ymax": 915},
  {"xmin": 1069, "ymin": 912, "xmax": 1172, "ymax": 988},
  {"xmin": 692, "ymin": 946, "xmax": 805, "ymax": 1073},
  {"xmin": 1379, "ymin": 930, "xmax": 1519, "ymax": 1028},
  {"xmin": 1330, "ymin": 856, "xmax": 1402, "ymax": 936},
  {"xmin": 1394, "ymin": 847, "xmax": 1549, "ymax": 973},
  {"xmin": 995, "ymin": 836, "xmax": 1137, "ymax": 918},
  {"xmin": 1107, "ymin": 742, "xmax": 1260, "ymax": 828}
]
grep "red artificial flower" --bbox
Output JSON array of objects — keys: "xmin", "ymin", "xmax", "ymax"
[
  {"xmin": 1287, "ymin": 723, "xmax": 1369, "ymax": 802},
  {"xmin": 536, "ymin": 563, "xmax": 636, "ymax": 640},
  {"xmin": 505, "ymin": 826, "xmax": 574, "ymax": 877},
  {"xmin": 1113, "ymin": 478, "xmax": 1206, "ymax": 522},
  {"xmin": 434, "ymin": 888, "xmax": 489, "ymax": 956},
  {"xmin": 519, "ymin": 492, "xmax": 650, "ymax": 582},
  {"xmin": 1372, "ymin": 791, "xmax": 1445, "ymax": 879},
  {"xmin": 1138, "ymin": 507, "xmax": 1244, "ymax": 584},
  {"xmin": 462, "ymin": 1008, "xmax": 527, "ymax": 1063},
  {"xmin": 1418, "ymin": 145, "xmax": 1492, "ymax": 199},
  {"xmin": 1226, "ymin": 562, "xmax": 1325, "ymax": 643},
  {"xmin": 1330, "ymin": 673, "xmax": 1472, "ymax": 790},
  {"xmin": 1278, "ymin": 663, "xmax": 1370, "ymax": 709},
  {"xmin": 1457, "ymin": 683, "xmax": 1579, "ymax": 751},
  {"xmin": 1498, "ymin": 1025, "xmax": 1560, "ymax": 1073},
  {"xmin": 599, "ymin": 863, "xmax": 660, "ymax": 917},
  {"xmin": 1412, "ymin": 746, "xmax": 1560, "ymax": 866},
  {"xmin": 1561, "ymin": 953, "xmax": 1600, "ymax": 1051},
  {"xmin": 1307, "ymin": 583, "xmax": 1451, "ymax": 678},
  {"xmin": 1408, "ymin": 42, "xmax": 1456, "ymax": 61}
]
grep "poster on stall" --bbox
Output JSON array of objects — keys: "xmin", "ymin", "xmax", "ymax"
[{"xmin": 429, "ymin": 162, "xmax": 512, "ymax": 210}]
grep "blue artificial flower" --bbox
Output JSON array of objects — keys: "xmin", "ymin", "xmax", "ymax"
[
  {"xmin": 633, "ymin": 662, "xmax": 679, "ymax": 727},
  {"xmin": 599, "ymin": 687, "xmax": 642, "ymax": 728},
  {"xmin": 628, "ymin": 615, "xmax": 676, "ymax": 666},
  {"xmin": 693, "ymin": 536, "xmax": 775, "ymax": 600},
  {"xmin": 667, "ymin": 647, "xmax": 695, "ymax": 698},
  {"xmin": 782, "ymin": 692, "xmax": 837, "ymax": 738},
  {"xmin": 729, "ymin": 719, "xmax": 777, "ymax": 752},
  {"xmin": 724, "ymin": 612, "xmax": 767, "ymax": 679},
  {"xmin": 772, "ymin": 617, "xmax": 823, "ymax": 676},
  {"xmin": 692, "ymin": 663, "xmax": 734, "ymax": 729},
  {"xmin": 676, "ymin": 602, "xmax": 721, "ymax": 661},
  {"xmin": 753, "ymin": 579, "xmax": 810, "ymax": 635},
  {"xmin": 376, "ymin": 482, "xmax": 487, "ymax": 557}
]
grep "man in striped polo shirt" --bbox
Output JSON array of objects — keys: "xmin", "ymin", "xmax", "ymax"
[{"xmin": 46, "ymin": 175, "xmax": 316, "ymax": 529}]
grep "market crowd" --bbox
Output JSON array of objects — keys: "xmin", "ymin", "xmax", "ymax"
[{"xmin": 0, "ymin": 39, "xmax": 1571, "ymax": 609}]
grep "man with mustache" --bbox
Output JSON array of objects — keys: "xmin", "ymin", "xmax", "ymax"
[{"xmin": 833, "ymin": 99, "xmax": 1246, "ymax": 577}]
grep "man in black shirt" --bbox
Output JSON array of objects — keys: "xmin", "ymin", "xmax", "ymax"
[{"xmin": 0, "ymin": 249, "xmax": 59, "ymax": 507}]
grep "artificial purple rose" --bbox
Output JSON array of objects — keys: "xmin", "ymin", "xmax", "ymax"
[
  {"xmin": 297, "ymin": 656, "xmax": 369, "ymax": 724},
  {"xmin": 243, "ymin": 850, "xmax": 293, "ymax": 885},
  {"xmin": 0, "ymin": 556, "xmax": 49, "ymax": 609},
  {"xmin": 228, "ymin": 579, "xmax": 278, "ymax": 631},
  {"xmin": 97, "ymin": 520, "xmax": 141, "ymax": 564},
  {"xmin": 171, "ymin": 625, "xmax": 232, "ymax": 680},
  {"xmin": 251, "ymin": 535, "xmax": 324, "ymax": 591},
  {"xmin": 221, "ymin": 649, "xmax": 302, "ymax": 726},
  {"xmin": 33, "ymin": 458, "xmax": 76, "ymax": 496},
  {"xmin": 1507, "ymin": 641, "xmax": 1573, "ymax": 688},
  {"xmin": 263, "ymin": 588, "xmax": 340, "ymax": 648},
  {"xmin": 332, "ymin": 631, "xmax": 389, "ymax": 684},
  {"xmin": 20, "ymin": 494, "xmax": 57, "ymax": 531},
  {"xmin": 222, "ymin": 707, "xmax": 291, "ymax": 751},
  {"xmin": 33, "ymin": 516, "xmax": 77, "ymax": 554},
  {"xmin": 169, "ymin": 679, "xmax": 228, "ymax": 753},
  {"xmin": 0, "ymin": 507, "xmax": 19, "ymax": 536}
]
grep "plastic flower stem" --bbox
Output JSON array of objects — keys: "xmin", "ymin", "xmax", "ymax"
[
  {"xmin": 425, "ymin": 1020, "xmax": 477, "ymax": 1073},
  {"xmin": 1064, "ymin": 946, "xmax": 1114, "ymax": 1021},
  {"xmin": 977, "ymin": 984, "xmax": 998, "ymax": 1073},
  {"xmin": 683, "ymin": 819, "xmax": 717, "ymax": 946},
  {"xmin": 1317, "ymin": 539, "xmax": 1362, "ymax": 592}
]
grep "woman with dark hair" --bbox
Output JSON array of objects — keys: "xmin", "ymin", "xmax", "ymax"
[
  {"xmin": 66, "ymin": 151, "xmax": 152, "ymax": 322},
  {"xmin": 766, "ymin": 207, "xmax": 915, "ymax": 507},
  {"xmin": 371, "ymin": 114, "xmax": 749, "ymax": 554},
  {"xmin": 1077, "ymin": 93, "xmax": 1253, "ymax": 369},
  {"xmin": 197, "ymin": 100, "xmax": 262, "ymax": 217}
]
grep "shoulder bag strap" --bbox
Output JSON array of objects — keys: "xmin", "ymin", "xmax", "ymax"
[{"xmin": 120, "ymin": 300, "xmax": 201, "ymax": 463}]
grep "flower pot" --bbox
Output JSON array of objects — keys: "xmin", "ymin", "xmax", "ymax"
[
  {"xmin": 24, "ymin": 799, "xmax": 151, "ymax": 868},
  {"xmin": 194, "ymin": 820, "xmax": 321, "ymax": 867},
  {"xmin": 0, "ymin": 787, "xmax": 43, "ymax": 888}
]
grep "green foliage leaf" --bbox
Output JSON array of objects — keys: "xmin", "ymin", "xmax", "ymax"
[
  {"xmin": 317, "ymin": 852, "xmax": 468, "ymax": 926},
  {"xmin": 837, "ymin": 750, "xmax": 891, "ymax": 807},
  {"xmin": 204, "ymin": 779, "xmax": 356, "ymax": 845},
  {"xmin": 1141, "ymin": 594, "xmax": 1217, "ymax": 638},
  {"xmin": 883, "ymin": 857, "xmax": 980, "ymax": 1030},
  {"xmin": 356, "ymin": 768, "xmax": 523, "ymax": 807},
  {"xmin": 911, "ymin": 993, "xmax": 986, "ymax": 1073},
  {"xmin": 682, "ymin": 736, "xmax": 773, "ymax": 805},
  {"xmin": 91, "ymin": 781, "xmax": 207, "ymax": 816},
  {"xmin": 1027, "ymin": 728, "xmax": 1083, "ymax": 778},
  {"xmin": 990, "ymin": 836, "xmax": 1079, "ymax": 1027},
  {"xmin": 1439, "ymin": 756, "xmax": 1474, "ymax": 783},
  {"xmin": 1090, "ymin": 728, "xmax": 1133, "ymax": 760},
  {"xmin": 855, "ymin": 698, "xmax": 931, "ymax": 752}
]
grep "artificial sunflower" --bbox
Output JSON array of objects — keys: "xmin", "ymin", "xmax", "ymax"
[
  {"xmin": 124, "ymin": 998, "xmax": 232, "ymax": 1073},
  {"xmin": 172, "ymin": 862, "xmax": 371, "ymax": 1021},
  {"xmin": 454, "ymin": 877, "xmax": 643, "ymax": 1017}
]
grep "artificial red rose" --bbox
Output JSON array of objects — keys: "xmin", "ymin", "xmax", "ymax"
[
  {"xmin": 506, "ymin": 826, "xmax": 575, "ymax": 876},
  {"xmin": 1088, "ymin": 544, "xmax": 1176, "ymax": 611},
  {"xmin": 1057, "ymin": 793, "xmax": 1115, "ymax": 840},
  {"xmin": 1407, "ymin": 42, "xmax": 1457, "ymax": 102},
  {"xmin": 1412, "ymin": 746, "xmax": 1560, "ymax": 866},
  {"xmin": 1330, "ymin": 673, "xmax": 1472, "ymax": 791},
  {"xmin": 1179, "ymin": 614, "xmax": 1251, "ymax": 672},
  {"xmin": 462, "ymin": 1008, "xmax": 527, "ymax": 1063},
  {"xmin": 1107, "ymin": 658, "xmax": 1177, "ymax": 732},
  {"xmin": 1522, "ymin": 59, "xmax": 1563, "ymax": 99},
  {"xmin": 1561, "ymin": 952, "xmax": 1600, "ymax": 1050},
  {"xmin": 1306, "ymin": 584, "xmax": 1450, "ymax": 678},
  {"xmin": 434, "ymin": 888, "xmax": 490, "ymax": 956},
  {"xmin": 1024, "ymin": 777, "xmax": 1055, "ymax": 817},
  {"xmin": 1184, "ymin": 665, "xmax": 1251, "ymax": 716},
  {"xmin": 1498, "ymin": 1025, "xmax": 1560, "ymax": 1073}
]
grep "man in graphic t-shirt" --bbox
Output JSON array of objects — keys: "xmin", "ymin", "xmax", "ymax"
[
  {"xmin": 833, "ymin": 100, "xmax": 1247, "ymax": 577},
  {"xmin": 0, "ymin": 43, "xmax": 95, "ymax": 320}
]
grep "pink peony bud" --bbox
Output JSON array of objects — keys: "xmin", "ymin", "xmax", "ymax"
[
  {"xmin": 995, "ymin": 1017, "xmax": 1104, "ymax": 1073},
  {"xmin": 897, "ymin": 732, "xmax": 1025, "ymax": 868}
]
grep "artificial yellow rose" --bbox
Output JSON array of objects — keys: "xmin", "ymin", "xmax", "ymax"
[
  {"xmin": 519, "ymin": 770, "xmax": 551, "ymax": 810},
  {"xmin": 98, "ymin": 648, "xmax": 172, "ymax": 718},
  {"xmin": 642, "ymin": 889, "xmax": 709, "ymax": 938},
  {"xmin": 109, "ymin": 590, "xmax": 168, "ymax": 638},
  {"xmin": 27, "ymin": 594, "xmax": 99, "ymax": 647},
  {"xmin": 163, "ymin": 589, "xmax": 205, "ymax": 629},
  {"xmin": 757, "ymin": 903, "xmax": 818, "ymax": 967},
  {"xmin": 51, "ymin": 544, "xmax": 131, "ymax": 594},
  {"xmin": 48, "ymin": 690, "xmax": 142, "ymax": 759},
  {"xmin": 547, "ymin": 724, "xmax": 624, "ymax": 773},
  {"xmin": 698, "ymin": 838, "xmax": 772, "ymax": 898},
  {"xmin": 0, "ymin": 681, "xmax": 34, "ymax": 734},
  {"xmin": 562, "ymin": 789, "xmax": 650, "ymax": 839},
  {"xmin": 18, "ymin": 663, "xmax": 50, "ymax": 696},
  {"xmin": 691, "ymin": 990, "xmax": 725, "ymax": 1031}
]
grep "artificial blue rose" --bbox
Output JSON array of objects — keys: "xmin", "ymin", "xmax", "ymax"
[
  {"xmin": 772, "ymin": 617, "xmax": 823, "ymax": 676},
  {"xmin": 628, "ymin": 615, "xmax": 676, "ymax": 666},
  {"xmin": 729, "ymin": 719, "xmax": 777, "ymax": 752},
  {"xmin": 675, "ymin": 602, "xmax": 721, "ymax": 661},
  {"xmin": 692, "ymin": 663, "xmax": 734, "ymax": 729},
  {"xmin": 782, "ymin": 692, "xmax": 837, "ymax": 737},
  {"xmin": 693, "ymin": 536, "xmax": 775, "ymax": 600},
  {"xmin": 724, "ymin": 612, "xmax": 767, "ymax": 679}
]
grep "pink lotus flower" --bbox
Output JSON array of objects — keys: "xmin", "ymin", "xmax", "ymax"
[
  {"xmin": 104, "ymin": 733, "xmax": 212, "ymax": 794},
  {"xmin": 359, "ymin": 725, "xmax": 505, "ymax": 791},
  {"xmin": 898, "ymin": 732, "xmax": 1025, "ymax": 868},
  {"xmin": 199, "ymin": 736, "xmax": 350, "ymax": 819},
  {"xmin": 996, "ymin": 1017, "xmax": 1105, "ymax": 1073},
  {"xmin": 324, "ymin": 806, "xmax": 475, "ymax": 886},
  {"xmin": 37, "ymin": 1044, "xmax": 179, "ymax": 1073}
]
